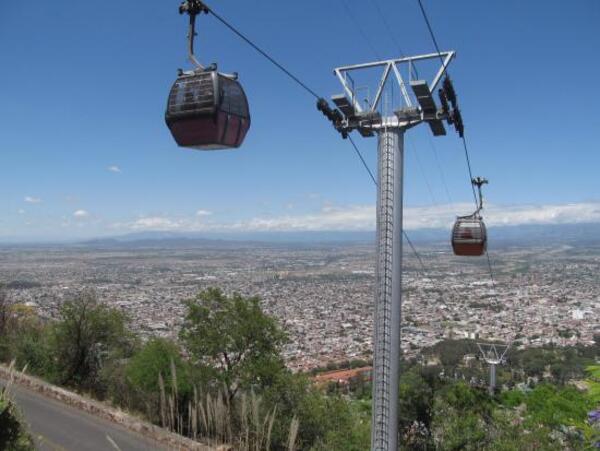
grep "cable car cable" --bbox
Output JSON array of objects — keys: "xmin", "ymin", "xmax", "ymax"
[
  {"xmin": 414, "ymin": 0, "xmax": 500, "ymax": 297},
  {"xmin": 204, "ymin": 6, "xmax": 321, "ymax": 99},
  {"xmin": 462, "ymin": 137, "xmax": 480, "ymax": 209},
  {"xmin": 427, "ymin": 137, "xmax": 454, "ymax": 204},
  {"xmin": 486, "ymin": 251, "xmax": 496, "ymax": 290},
  {"xmin": 340, "ymin": 0, "xmax": 384, "ymax": 60},
  {"xmin": 201, "ymin": 1, "xmax": 432, "ymax": 280},
  {"xmin": 369, "ymin": 0, "xmax": 418, "ymax": 79},
  {"xmin": 348, "ymin": 136, "xmax": 429, "ymax": 276},
  {"xmin": 337, "ymin": 4, "xmax": 434, "ymax": 278},
  {"xmin": 414, "ymin": 0, "xmax": 479, "ymax": 209},
  {"xmin": 348, "ymin": 135, "xmax": 377, "ymax": 186}
]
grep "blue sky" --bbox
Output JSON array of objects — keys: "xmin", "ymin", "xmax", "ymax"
[{"xmin": 1, "ymin": 0, "xmax": 599, "ymax": 241}]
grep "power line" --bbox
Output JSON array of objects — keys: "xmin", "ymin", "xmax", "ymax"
[{"xmin": 206, "ymin": 7, "xmax": 321, "ymax": 99}]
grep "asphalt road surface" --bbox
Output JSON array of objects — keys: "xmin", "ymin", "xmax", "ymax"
[{"xmin": 6, "ymin": 383, "xmax": 169, "ymax": 451}]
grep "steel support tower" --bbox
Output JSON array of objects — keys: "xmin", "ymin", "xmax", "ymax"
[
  {"xmin": 318, "ymin": 51, "xmax": 461, "ymax": 450},
  {"xmin": 477, "ymin": 342, "xmax": 509, "ymax": 396}
]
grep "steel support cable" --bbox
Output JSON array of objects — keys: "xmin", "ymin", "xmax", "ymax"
[
  {"xmin": 370, "ymin": 0, "xmax": 419, "ymax": 80},
  {"xmin": 408, "ymin": 138, "xmax": 438, "ymax": 206},
  {"xmin": 428, "ymin": 137, "xmax": 454, "ymax": 204},
  {"xmin": 417, "ymin": 0, "xmax": 497, "ymax": 300},
  {"xmin": 348, "ymin": 135, "xmax": 378, "ymax": 185},
  {"xmin": 337, "ymin": 3, "xmax": 431, "ymax": 283},
  {"xmin": 349, "ymin": 136, "xmax": 429, "ymax": 277},
  {"xmin": 462, "ymin": 136, "xmax": 480, "ymax": 209},
  {"xmin": 206, "ymin": 1, "xmax": 432, "ymax": 285},
  {"xmin": 414, "ymin": 0, "xmax": 480, "ymax": 210},
  {"xmin": 206, "ymin": 7, "xmax": 321, "ymax": 99},
  {"xmin": 340, "ymin": 0, "xmax": 383, "ymax": 60}
]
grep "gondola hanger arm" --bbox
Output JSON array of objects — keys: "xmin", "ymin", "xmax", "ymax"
[
  {"xmin": 471, "ymin": 176, "xmax": 488, "ymax": 212},
  {"xmin": 179, "ymin": 0, "xmax": 209, "ymax": 70}
]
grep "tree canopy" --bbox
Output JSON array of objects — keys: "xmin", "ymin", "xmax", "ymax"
[{"xmin": 180, "ymin": 288, "xmax": 288, "ymax": 400}]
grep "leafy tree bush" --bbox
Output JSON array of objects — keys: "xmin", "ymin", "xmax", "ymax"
[
  {"xmin": 180, "ymin": 288, "xmax": 287, "ymax": 401},
  {"xmin": 0, "ymin": 386, "xmax": 34, "ymax": 451},
  {"xmin": 50, "ymin": 291, "xmax": 136, "ymax": 395},
  {"xmin": 124, "ymin": 338, "xmax": 194, "ymax": 422}
]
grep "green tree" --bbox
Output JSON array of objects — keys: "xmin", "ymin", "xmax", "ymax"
[
  {"xmin": 180, "ymin": 288, "xmax": 287, "ymax": 401},
  {"xmin": 51, "ymin": 291, "xmax": 135, "ymax": 394},
  {"xmin": 398, "ymin": 366, "xmax": 434, "ymax": 446},
  {"xmin": 0, "ymin": 387, "xmax": 34, "ymax": 451},
  {"xmin": 124, "ymin": 338, "xmax": 194, "ymax": 421},
  {"xmin": 430, "ymin": 382, "xmax": 492, "ymax": 450}
]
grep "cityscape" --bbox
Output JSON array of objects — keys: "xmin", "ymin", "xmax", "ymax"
[{"xmin": 2, "ymin": 236, "xmax": 598, "ymax": 371}]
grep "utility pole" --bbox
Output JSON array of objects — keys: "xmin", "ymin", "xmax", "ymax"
[{"xmin": 317, "ymin": 51, "xmax": 462, "ymax": 450}]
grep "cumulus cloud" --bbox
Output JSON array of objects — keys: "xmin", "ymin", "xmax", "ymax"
[
  {"xmin": 24, "ymin": 196, "xmax": 41, "ymax": 204},
  {"xmin": 73, "ymin": 209, "xmax": 90, "ymax": 218},
  {"xmin": 107, "ymin": 165, "xmax": 121, "ymax": 173},
  {"xmin": 196, "ymin": 210, "xmax": 212, "ymax": 217},
  {"xmin": 111, "ymin": 201, "xmax": 600, "ymax": 233},
  {"xmin": 128, "ymin": 217, "xmax": 183, "ymax": 231}
]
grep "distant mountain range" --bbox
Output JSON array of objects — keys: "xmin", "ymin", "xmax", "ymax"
[
  {"xmin": 2, "ymin": 222, "xmax": 598, "ymax": 249},
  {"xmin": 79, "ymin": 222, "xmax": 600, "ymax": 249}
]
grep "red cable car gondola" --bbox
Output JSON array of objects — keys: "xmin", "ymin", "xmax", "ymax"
[
  {"xmin": 452, "ymin": 177, "xmax": 489, "ymax": 257},
  {"xmin": 165, "ymin": 0, "xmax": 250, "ymax": 150},
  {"xmin": 452, "ymin": 214, "xmax": 487, "ymax": 256}
]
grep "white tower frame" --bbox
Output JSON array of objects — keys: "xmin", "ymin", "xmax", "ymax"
[
  {"xmin": 477, "ymin": 342, "xmax": 510, "ymax": 396},
  {"xmin": 328, "ymin": 51, "xmax": 456, "ymax": 451}
]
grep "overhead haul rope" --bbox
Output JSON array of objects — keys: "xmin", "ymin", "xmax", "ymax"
[
  {"xmin": 190, "ymin": 0, "xmax": 430, "ymax": 270},
  {"xmin": 415, "ymin": 0, "xmax": 503, "ymax": 326},
  {"xmin": 415, "ymin": 0, "xmax": 479, "ymax": 209},
  {"xmin": 195, "ymin": 2, "xmax": 321, "ymax": 99}
]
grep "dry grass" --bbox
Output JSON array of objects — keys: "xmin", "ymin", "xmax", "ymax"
[{"xmin": 157, "ymin": 360, "xmax": 299, "ymax": 450}]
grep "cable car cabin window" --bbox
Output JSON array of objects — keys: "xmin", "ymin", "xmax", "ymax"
[
  {"xmin": 220, "ymin": 77, "xmax": 248, "ymax": 117},
  {"xmin": 167, "ymin": 72, "xmax": 216, "ymax": 119},
  {"xmin": 455, "ymin": 221, "xmax": 484, "ymax": 240}
]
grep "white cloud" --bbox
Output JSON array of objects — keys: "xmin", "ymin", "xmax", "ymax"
[
  {"xmin": 73, "ymin": 209, "xmax": 90, "ymax": 218},
  {"xmin": 24, "ymin": 196, "xmax": 41, "ymax": 204},
  {"xmin": 111, "ymin": 201, "xmax": 600, "ymax": 233},
  {"xmin": 196, "ymin": 210, "xmax": 212, "ymax": 217},
  {"xmin": 17, "ymin": 209, "xmax": 25, "ymax": 215},
  {"xmin": 107, "ymin": 165, "xmax": 121, "ymax": 173},
  {"xmin": 129, "ymin": 217, "xmax": 183, "ymax": 231}
]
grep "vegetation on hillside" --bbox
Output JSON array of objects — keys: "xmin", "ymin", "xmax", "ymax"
[
  {"xmin": 0, "ymin": 363, "xmax": 35, "ymax": 451},
  {"xmin": 0, "ymin": 283, "xmax": 599, "ymax": 450}
]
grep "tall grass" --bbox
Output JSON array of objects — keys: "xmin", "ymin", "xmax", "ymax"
[{"xmin": 158, "ymin": 360, "xmax": 298, "ymax": 450}]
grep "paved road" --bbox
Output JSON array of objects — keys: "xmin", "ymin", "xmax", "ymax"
[{"xmin": 6, "ymin": 383, "xmax": 169, "ymax": 451}]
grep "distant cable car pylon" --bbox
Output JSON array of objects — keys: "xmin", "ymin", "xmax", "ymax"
[{"xmin": 477, "ymin": 342, "xmax": 510, "ymax": 396}]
